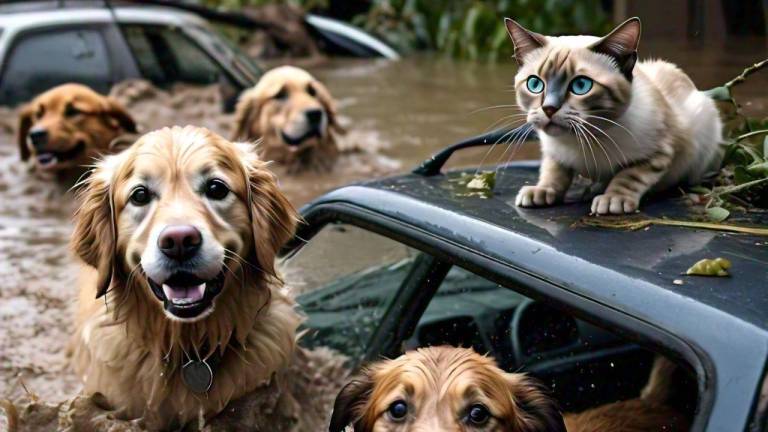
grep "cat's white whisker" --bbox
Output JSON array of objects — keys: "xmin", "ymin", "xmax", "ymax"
[
  {"xmin": 569, "ymin": 120, "xmax": 593, "ymax": 179},
  {"xmin": 576, "ymin": 117, "xmax": 630, "ymax": 169},
  {"xmin": 495, "ymin": 123, "xmax": 534, "ymax": 174},
  {"xmin": 474, "ymin": 120, "xmax": 527, "ymax": 173},
  {"xmin": 469, "ymin": 104, "xmax": 525, "ymax": 115},
  {"xmin": 572, "ymin": 121, "xmax": 600, "ymax": 178},
  {"xmin": 584, "ymin": 113, "xmax": 641, "ymax": 147},
  {"xmin": 499, "ymin": 125, "xmax": 535, "ymax": 173}
]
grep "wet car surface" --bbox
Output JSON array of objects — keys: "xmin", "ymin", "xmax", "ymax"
[{"xmin": 289, "ymin": 161, "xmax": 768, "ymax": 431}]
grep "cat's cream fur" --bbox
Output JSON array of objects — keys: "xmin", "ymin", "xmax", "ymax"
[{"xmin": 507, "ymin": 17, "xmax": 722, "ymax": 214}]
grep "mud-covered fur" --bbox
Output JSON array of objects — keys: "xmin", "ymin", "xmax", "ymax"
[
  {"xmin": 232, "ymin": 66, "xmax": 344, "ymax": 173},
  {"xmin": 506, "ymin": 17, "xmax": 722, "ymax": 214},
  {"xmin": 70, "ymin": 126, "xmax": 301, "ymax": 430},
  {"xmin": 17, "ymin": 83, "xmax": 136, "ymax": 174}
]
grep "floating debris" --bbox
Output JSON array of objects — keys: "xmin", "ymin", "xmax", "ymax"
[
  {"xmin": 673, "ymin": 279, "xmax": 684, "ymax": 285},
  {"xmin": 579, "ymin": 214, "xmax": 768, "ymax": 236},
  {"xmin": 450, "ymin": 171, "xmax": 496, "ymax": 198},
  {"xmin": 686, "ymin": 258, "xmax": 732, "ymax": 277}
]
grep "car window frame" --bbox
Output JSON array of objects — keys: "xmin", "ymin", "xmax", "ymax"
[
  {"xmin": 117, "ymin": 22, "xmax": 243, "ymax": 89},
  {"xmin": 0, "ymin": 23, "xmax": 121, "ymax": 106},
  {"xmin": 286, "ymin": 201, "xmax": 716, "ymax": 431}
]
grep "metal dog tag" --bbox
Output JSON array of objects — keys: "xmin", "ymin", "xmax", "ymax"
[{"xmin": 182, "ymin": 360, "xmax": 213, "ymax": 394}]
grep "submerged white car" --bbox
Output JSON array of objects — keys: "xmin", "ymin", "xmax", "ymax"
[{"xmin": 0, "ymin": 1, "xmax": 262, "ymax": 109}]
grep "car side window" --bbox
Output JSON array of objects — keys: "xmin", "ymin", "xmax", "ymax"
[
  {"xmin": 407, "ymin": 266, "xmax": 698, "ymax": 422},
  {"xmin": 0, "ymin": 28, "xmax": 111, "ymax": 105},
  {"xmin": 280, "ymin": 223, "xmax": 419, "ymax": 361},
  {"xmin": 121, "ymin": 25, "xmax": 221, "ymax": 87}
]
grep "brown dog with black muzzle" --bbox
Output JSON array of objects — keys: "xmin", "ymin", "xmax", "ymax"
[
  {"xmin": 232, "ymin": 66, "xmax": 344, "ymax": 172},
  {"xmin": 17, "ymin": 83, "xmax": 137, "ymax": 174},
  {"xmin": 329, "ymin": 346, "xmax": 689, "ymax": 432}
]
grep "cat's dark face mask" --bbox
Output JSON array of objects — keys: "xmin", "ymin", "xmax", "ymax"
[{"xmin": 505, "ymin": 17, "xmax": 641, "ymax": 138}]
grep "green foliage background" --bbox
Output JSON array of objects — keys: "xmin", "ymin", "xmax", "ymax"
[{"xmin": 202, "ymin": 0, "xmax": 612, "ymax": 61}]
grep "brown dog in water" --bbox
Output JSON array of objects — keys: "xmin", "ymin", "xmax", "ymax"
[
  {"xmin": 329, "ymin": 346, "xmax": 689, "ymax": 432},
  {"xmin": 232, "ymin": 66, "xmax": 344, "ymax": 172},
  {"xmin": 17, "ymin": 83, "xmax": 137, "ymax": 173},
  {"xmin": 70, "ymin": 126, "xmax": 302, "ymax": 429}
]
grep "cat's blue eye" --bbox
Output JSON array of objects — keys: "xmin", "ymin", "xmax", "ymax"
[
  {"xmin": 526, "ymin": 76, "xmax": 544, "ymax": 94},
  {"xmin": 569, "ymin": 76, "xmax": 593, "ymax": 95}
]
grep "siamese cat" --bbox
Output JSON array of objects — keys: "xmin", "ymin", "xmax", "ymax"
[{"xmin": 507, "ymin": 17, "xmax": 722, "ymax": 214}]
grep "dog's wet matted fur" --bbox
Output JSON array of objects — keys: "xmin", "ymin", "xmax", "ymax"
[
  {"xmin": 330, "ymin": 346, "xmax": 690, "ymax": 432},
  {"xmin": 69, "ymin": 125, "xmax": 303, "ymax": 429},
  {"xmin": 17, "ymin": 83, "xmax": 137, "ymax": 176},
  {"xmin": 232, "ymin": 66, "xmax": 345, "ymax": 172}
]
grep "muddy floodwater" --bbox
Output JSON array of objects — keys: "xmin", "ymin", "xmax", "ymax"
[{"xmin": 1, "ymin": 40, "xmax": 768, "ymax": 428}]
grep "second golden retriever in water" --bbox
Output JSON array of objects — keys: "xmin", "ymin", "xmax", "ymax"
[
  {"xmin": 232, "ymin": 66, "xmax": 344, "ymax": 172},
  {"xmin": 330, "ymin": 346, "xmax": 689, "ymax": 432},
  {"xmin": 17, "ymin": 83, "xmax": 136, "ymax": 173},
  {"xmin": 70, "ymin": 126, "xmax": 302, "ymax": 429}
]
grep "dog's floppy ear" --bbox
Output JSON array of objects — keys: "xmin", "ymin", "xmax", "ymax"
[
  {"xmin": 72, "ymin": 164, "xmax": 118, "ymax": 299},
  {"xmin": 313, "ymin": 81, "xmax": 346, "ymax": 135},
  {"xmin": 232, "ymin": 91, "xmax": 262, "ymax": 141},
  {"xmin": 329, "ymin": 373, "xmax": 374, "ymax": 432},
  {"xmin": 506, "ymin": 374, "xmax": 567, "ymax": 432},
  {"xmin": 239, "ymin": 143, "xmax": 298, "ymax": 276},
  {"xmin": 102, "ymin": 97, "xmax": 137, "ymax": 133},
  {"xmin": 17, "ymin": 103, "xmax": 34, "ymax": 161}
]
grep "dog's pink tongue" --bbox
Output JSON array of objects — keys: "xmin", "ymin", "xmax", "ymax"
[{"xmin": 162, "ymin": 283, "xmax": 205, "ymax": 302}]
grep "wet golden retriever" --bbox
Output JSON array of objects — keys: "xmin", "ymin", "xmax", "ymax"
[
  {"xmin": 330, "ymin": 346, "xmax": 566, "ymax": 432},
  {"xmin": 70, "ymin": 126, "xmax": 302, "ymax": 430},
  {"xmin": 232, "ymin": 66, "xmax": 344, "ymax": 172},
  {"xmin": 17, "ymin": 83, "xmax": 136, "ymax": 173},
  {"xmin": 329, "ymin": 346, "xmax": 689, "ymax": 432}
]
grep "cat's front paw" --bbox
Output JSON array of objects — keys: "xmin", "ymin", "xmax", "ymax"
[
  {"xmin": 515, "ymin": 186, "xmax": 559, "ymax": 207},
  {"xmin": 591, "ymin": 193, "xmax": 639, "ymax": 215}
]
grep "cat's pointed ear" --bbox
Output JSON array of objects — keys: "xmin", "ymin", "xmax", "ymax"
[
  {"xmin": 591, "ymin": 17, "xmax": 641, "ymax": 80},
  {"xmin": 505, "ymin": 18, "xmax": 547, "ymax": 66}
]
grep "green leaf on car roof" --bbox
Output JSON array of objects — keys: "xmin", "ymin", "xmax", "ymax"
[
  {"xmin": 686, "ymin": 258, "xmax": 732, "ymax": 277},
  {"xmin": 703, "ymin": 86, "xmax": 732, "ymax": 101},
  {"xmin": 705, "ymin": 206, "xmax": 730, "ymax": 222}
]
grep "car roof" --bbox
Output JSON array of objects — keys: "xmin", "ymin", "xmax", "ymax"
[
  {"xmin": 305, "ymin": 163, "xmax": 768, "ymax": 335},
  {"xmin": 0, "ymin": 2, "xmax": 206, "ymax": 29}
]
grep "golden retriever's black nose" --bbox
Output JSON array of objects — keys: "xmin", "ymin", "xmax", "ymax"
[
  {"xmin": 305, "ymin": 108, "xmax": 324, "ymax": 128},
  {"xmin": 28, "ymin": 128, "xmax": 49, "ymax": 150},
  {"xmin": 158, "ymin": 225, "xmax": 202, "ymax": 261}
]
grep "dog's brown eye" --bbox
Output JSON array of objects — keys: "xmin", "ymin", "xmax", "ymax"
[
  {"xmin": 387, "ymin": 400, "xmax": 407, "ymax": 421},
  {"xmin": 467, "ymin": 404, "xmax": 490, "ymax": 425},
  {"xmin": 204, "ymin": 179, "xmax": 229, "ymax": 200},
  {"xmin": 306, "ymin": 84, "xmax": 316, "ymax": 97},
  {"xmin": 64, "ymin": 104, "xmax": 81, "ymax": 118},
  {"xmin": 129, "ymin": 186, "xmax": 152, "ymax": 206},
  {"xmin": 274, "ymin": 87, "xmax": 288, "ymax": 101},
  {"xmin": 36, "ymin": 106, "xmax": 45, "ymax": 119}
]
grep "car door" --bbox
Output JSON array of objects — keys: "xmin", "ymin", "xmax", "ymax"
[
  {"xmin": 282, "ymin": 215, "xmax": 702, "ymax": 430},
  {"xmin": 119, "ymin": 24, "xmax": 243, "ymax": 111},
  {"xmin": 0, "ymin": 25, "xmax": 119, "ymax": 105}
]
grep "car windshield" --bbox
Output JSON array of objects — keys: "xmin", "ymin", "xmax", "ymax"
[{"xmin": 187, "ymin": 24, "xmax": 262, "ymax": 84}]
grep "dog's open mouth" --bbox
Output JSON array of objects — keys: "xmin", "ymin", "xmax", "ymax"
[
  {"xmin": 281, "ymin": 129, "xmax": 321, "ymax": 149},
  {"xmin": 35, "ymin": 141, "xmax": 86, "ymax": 169},
  {"xmin": 148, "ymin": 271, "xmax": 225, "ymax": 320}
]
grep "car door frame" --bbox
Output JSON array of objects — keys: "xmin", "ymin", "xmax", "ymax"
[{"xmin": 287, "ymin": 200, "xmax": 756, "ymax": 431}]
